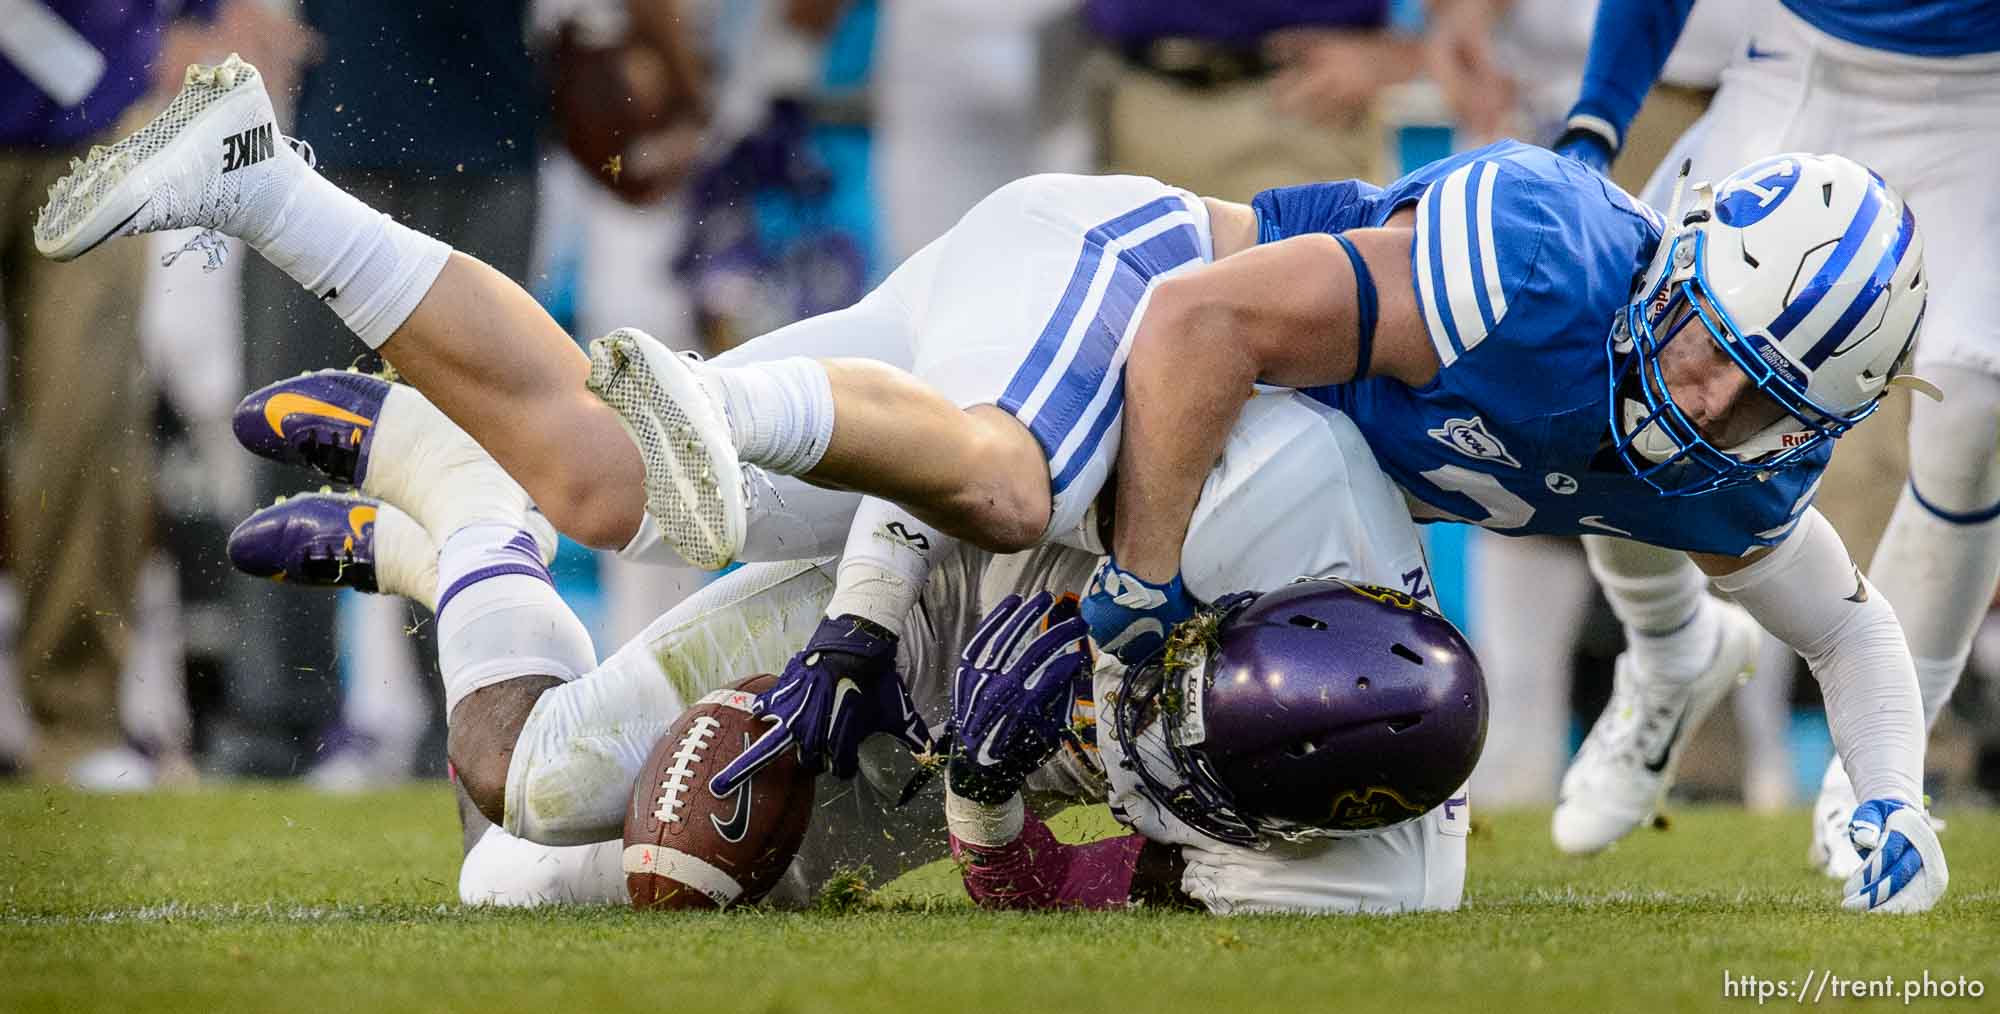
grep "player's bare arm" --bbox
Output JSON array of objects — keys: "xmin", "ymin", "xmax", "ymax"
[{"xmin": 1110, "ymin": 208, "xmax": 1427, "ymax": 585}]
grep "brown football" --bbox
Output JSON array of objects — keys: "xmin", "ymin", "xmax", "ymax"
[{"xmin": 623, "ymin": 674, "xmax": 815, "ymax": 910}]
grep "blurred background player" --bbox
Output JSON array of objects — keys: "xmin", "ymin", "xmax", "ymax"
[
  {"xmin": 0, "ymin": 0, "xmax": 310, "ymax": 784},
  {"xmin": 875, "ymin": 1, "xmax": 1088, "ymax": 264}
]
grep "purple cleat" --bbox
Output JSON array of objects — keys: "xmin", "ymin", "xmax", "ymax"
[
  {"xmin": 233, "ymin": 370, "xmax": 390, "ymax": 486},
  {"xmin": 228, "ymin": 491, "xmax": 385, "ymax": 592}
]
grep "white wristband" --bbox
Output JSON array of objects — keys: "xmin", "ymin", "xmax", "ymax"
[
  {"xmin": 946, "ymin": 789, "xmax": 1026, "ymax": 848},
  {"xmin": 1564, "ymin": 113, "xmax": 1622, "ymax": 152}
]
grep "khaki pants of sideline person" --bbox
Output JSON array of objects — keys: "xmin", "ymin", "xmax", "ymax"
[
  {"xmin": 1097, "ymin": 60, "xmax": 1386, "ymax": 201},
  {"xmin": 0, "ymin": 142, "xmax": 152, "ymax": 774}
]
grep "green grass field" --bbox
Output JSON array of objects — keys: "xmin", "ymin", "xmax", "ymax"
[{"xmin": 3, "ymin": 786, "xmax": 1995, "ymax": 1013}]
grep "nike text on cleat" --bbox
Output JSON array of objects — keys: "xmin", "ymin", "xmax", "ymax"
[
  {"xmin": 584, "ymin": 327, "xmax": 746, "ymax": 570},
  {"xmin": 228, "ymin": 491, "xmax": 387, "ymax": 592},
  {"xmin": 34, "ymin": 54, "xmax": 296, "ymax": 261},
  {"xmin": 233, "ymin": 370, "xmax": 390, "ymax": 485},
  {"xmin": 1552, "ymin": 602, "xmax": 1759, "ymax": 854}
]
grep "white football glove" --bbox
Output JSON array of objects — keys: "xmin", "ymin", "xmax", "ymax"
[{"xmin": 1840, "ymin": 799, "xmax": 1948, "ymax": 914}]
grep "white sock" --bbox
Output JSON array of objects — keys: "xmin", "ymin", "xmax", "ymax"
[
  {"xmin": 372, "ymin": 501, "xmax": 440, "ymax": 611},
  {"xmin": 436, "ymin": 524, "xmax": 596, "ymax": 717},
  {"xmin": 1628, "ymin": 597, "xmax": 1720, "ymax": 685},
  {"xmin": 825, "ymin": 498, "xmax": 951, "ymax": 632},
  {"xmin": 696, "ymin": 357, "xmax": 835, "ymax": 475},
  {"xmin": 1868, "ymin": 363, "xmax": 2000, "ymax": 727},
  {"xmin": 1870, "ymin": 499, "xmax": 2000, "ymax": 728},
  {"xmin": 1587, "ymin": 546, "xmax": 1716, "ymax": 684},
  {"xmin": 363, "ymin": 385, "xmax": 530, "ymax": 541},
  {"xmin": 246, "ymin": 164, "xmax": 452, "ymax": 349}
]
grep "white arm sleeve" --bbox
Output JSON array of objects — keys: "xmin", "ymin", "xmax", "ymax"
[{"xmin": 1708, "ymin": 508, "xmax": 1924, "ymax": 806}]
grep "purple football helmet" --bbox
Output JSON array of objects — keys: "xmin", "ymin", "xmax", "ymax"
[{"xmin": 1113, "ymin": 577, "xmax": 1487, "ymax": 847}]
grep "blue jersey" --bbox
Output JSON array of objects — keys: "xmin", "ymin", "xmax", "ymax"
[
  {"xmin": 1571, "ymin": 1, "xmax": 2000, "ymax": 145},
  {"xmin": 1782, "ymin": 0, "xmax": 2000, "ymax": 57},
  {"xmin": 1252, "ymin": 141, "xmax": 1828, "ymax": 556}
]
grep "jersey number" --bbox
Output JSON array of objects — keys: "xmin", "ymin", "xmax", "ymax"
[{"xmin": 1419, "ymin": 464, "xmax": 1534, "ymax": 529}]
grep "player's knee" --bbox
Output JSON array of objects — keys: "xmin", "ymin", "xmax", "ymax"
[
  {"xmin": 950, "ymin": 477, "xmax": 1049, "ymax": 553},
  {"xmin": 447, "ymin": 676, "xmax": 564, "ymax": 827},
  {"xmin": 949, "ymin": 408, "xmax": 1051, "ymax": 551},
  {"xmin": 539, "ymin": 478, "xmax": 646, "ymax": 551}
]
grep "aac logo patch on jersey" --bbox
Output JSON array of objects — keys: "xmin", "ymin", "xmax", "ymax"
[{"xmin": 1428, "ymin": 415, "xmax": 1520, "ymax": 469}]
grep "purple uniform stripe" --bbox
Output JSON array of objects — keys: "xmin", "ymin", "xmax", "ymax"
[{"xmin": 435, "ymin": 531, "xmax": 551, "ymax": 614}]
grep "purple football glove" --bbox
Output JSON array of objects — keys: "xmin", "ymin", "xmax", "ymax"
[
  {"xmin": 709, "ymin": 614, "xmax": 934, "ymax": 797},
  {"xmin": 946, "ymin": 592, "xmax": 1092, "ymax": 805}
]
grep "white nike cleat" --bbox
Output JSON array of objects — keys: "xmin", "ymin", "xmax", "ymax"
[
  {"xmin": 584, "ymin": 327, "xmax": 746, "ymax": 570},
  {"xmin": 1552, "ymin": 601, "xmax": 1760, "ymax": 854},
  {"xmin": 34, "ymin": 54, "xmax": 302, "ymax": 261},
  {"xmin": 1808, "ymin": 762, "xmax": 1865, "ymax": 880}
]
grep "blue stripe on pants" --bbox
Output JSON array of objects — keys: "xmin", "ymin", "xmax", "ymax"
[
  {"xmin": 998, "ymin": 196, "xmax": 1189, "ymax": 415},
  {"xmin": 1046, "ymin": 223, "xmax": 1205, "ymax": 493}
]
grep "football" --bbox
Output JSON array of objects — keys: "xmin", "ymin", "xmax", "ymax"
[{"xmin": 622, "ymin": 674, "xmax": 816, "ymax": 909}]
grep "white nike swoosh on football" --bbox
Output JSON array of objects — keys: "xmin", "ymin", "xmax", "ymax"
[{"xmin": 1578, "ymin": 515, "xmax": 1632, "ymax": 536}]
